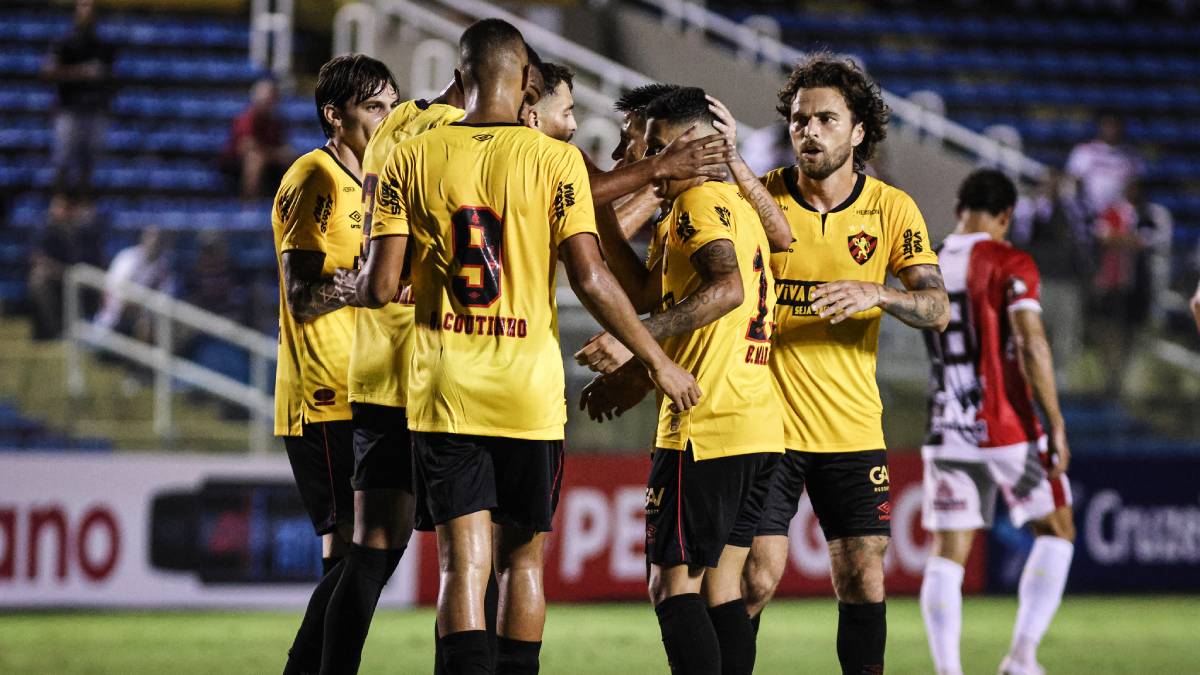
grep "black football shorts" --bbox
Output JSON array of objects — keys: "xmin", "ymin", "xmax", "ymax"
[
  {"xmin": 282, "ymin": 420, "xmax": 355, "ymax": 536},
  {"xmin": 756, "ymin": 449, "xmax": 892, "ymax": 541}
]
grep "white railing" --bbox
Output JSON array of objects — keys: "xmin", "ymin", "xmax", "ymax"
[
  {"xmin": 63, "ymin": 264, "xmax": 276, "ymax": 455},
  {"xmin": 250, "ymin": 0, "xmax": 294, "ymax": 79},
  {"xmin": 628, "ymin": 0, "xmax": 1048, "ymax": 182}
]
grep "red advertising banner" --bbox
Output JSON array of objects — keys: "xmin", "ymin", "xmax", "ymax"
[{"xmin": 413, "ymin": 452, "xmax": 986, "ymax": 603}]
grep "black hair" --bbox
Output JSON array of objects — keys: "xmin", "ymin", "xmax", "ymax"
[
  {"xmin": 459, "ymin": 18, "xmax": 526, "ymax": 78},
  {"xmin": 777, "ymin": 52, "xmax": 888, "ymax": 171},
  {"xmin": 643, "ymin": 86, "xmax": 715, "ymax": 128},
  {"xmin": 614, "ymin": 83, "xmax": 679, "ymax": 115},
  {"xmin": 314, "ymin": 54, "xmax": 397, "ymax": 139},
  {"xmin": 956, "ymin": 169, "xmax": 1017, "ymax": 216},
  {"xmin": 539, "ymin": 61, "xmax": 574, "ymax": 95}
]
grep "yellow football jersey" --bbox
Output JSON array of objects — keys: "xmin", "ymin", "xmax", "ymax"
[
  {"xmin": 272, "ymin": 147, "xmax": 363, "ymax": 435},
  {"xmin": 655, "ymin": 181, "xmax": 784, "ymax": 460},
  {"xmin": 348, "ymin": 99, "xmax": 464, "ymax": 408},
  {"xmin": 762, "ymin": 168, "xmax": 939, "ymax": 452},
  {"xmin": 373, "ymin": 123, "xmax": 598, "ymax": 440}
]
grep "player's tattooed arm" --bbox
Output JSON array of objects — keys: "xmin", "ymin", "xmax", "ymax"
[
  {"xmin": 887, "ymin": 264, "xmax": 950, "ymax": 331},
  {"xmin": 282, "ymin": 250, "xmax": 359, "ymax": 323},
  {"xmin": 1011, "ymin": 308, "xmax": 1070, "ymax": 477},
  {"xmin": 810, "ymin": 263, "xmax": 948, "ymax": 330},
  {"xmin": 707, "ymin": 95, "xmax": 794, "ymax": 253},
  {"xmin": 641, "ymin": 239, "xmax": 744, "ymax": 341}
]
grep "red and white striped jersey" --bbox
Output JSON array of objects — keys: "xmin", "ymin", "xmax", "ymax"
[{"xmin": 922, "ymin": 232, "xmax": 1044, "ymax": 461}]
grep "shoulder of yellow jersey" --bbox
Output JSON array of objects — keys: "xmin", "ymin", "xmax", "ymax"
[
  {"xmin": 863, "ymin": 174, "xmax": 919, "ymax": 212},
  {"xmin": 275, "ymin": 149, "xmax": 337, "ymax": 210},
  {"xmin": 365, "ymin": 100, "xmax": 464, "ymax": 174}
]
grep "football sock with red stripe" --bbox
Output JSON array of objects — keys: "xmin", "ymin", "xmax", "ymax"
[
  {"xmin": 318, "ymin": 544, "xmax": 404, "ymax": 674},
  {"xmin": 282, "ymin": 556, "xmax": 345, "ymax": 675},
  {"xmin": 655, "ymin": 593, "xmax": 721, "ymax": 675},
  {"xmin": 837, "ymin": 601, "xmax": 886, "ymax": 675},
  {"xmin": 707, "ymin": 598, "xmax": 755, "ymax": 675}
]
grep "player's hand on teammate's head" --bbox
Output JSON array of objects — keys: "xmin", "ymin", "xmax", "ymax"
[
  {"xmin": 574, "ymin": 331, "xmax": 635, "ymax": 374},
  {"xmin": 706, "ymin": 95, "xmax": 737, "ymax": 148},
  {"xmin": 1047, "ymin": 425, "xmax": 1070, "ymax": 478},
  {"xmin": 810, "ymin": 280, "xmax": 885, "ymax": 324},
  {"xmin": 653, "ymin": 125, "xmax": 732, "ymax": 181},
  {"xmin": 333, "ymin": 268, "xmax": 363, "ymax": 307}
]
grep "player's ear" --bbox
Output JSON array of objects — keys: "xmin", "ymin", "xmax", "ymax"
[
  {"xmin": 452, "ymin": 68, "xmax": 465, "ymax": 94},
  {"xmin": 850, "ymin": 119, "xmax": 866, "ymax": 148},
  {"xmin": 520, "ymin": 63, "xmax": 531, "ymax": 95},
  {"xmin": 322, "ymin": 103, "xmax": 340, "ymax": 132},
  {"xmin": 525, "ymin": 108, "xmax": 540, "ymax": 130}
]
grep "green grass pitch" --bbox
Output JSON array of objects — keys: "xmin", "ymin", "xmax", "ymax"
[{"xmin": 2, "ymin": 596, "xmax": 1197, "ymax": 673}]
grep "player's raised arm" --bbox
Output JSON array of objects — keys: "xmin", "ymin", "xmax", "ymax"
[
  {"xmin": 356, "ymin": 156, "xmax": 410, "ymax": 308},
  {"xmin": 278, "ymin": 168, "xmax": 360, "ymax": 323},
  {"xmin": 589, "ymin": 127, "xmax": 731, "ymax": 206},
  {"xmin": 707, "ymin": 95, "xmax": 794, "ymax": 253}
]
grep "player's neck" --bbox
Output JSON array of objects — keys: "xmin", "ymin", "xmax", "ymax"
[
  {"xmin": 795, "ymin": 164, "xmax": 857, "ymax": 213},
  {"xmin": 461, "ymin": 85, "xmax": 521, "ymax": 125},
  {"xmin": 324, "ymin": 138, "xmax": 364, "ymax": 180}
]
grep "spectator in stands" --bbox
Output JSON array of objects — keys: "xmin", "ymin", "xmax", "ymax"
[
  {"xmin": 221, "ymin": 78, "xmax": 293, "ymax": 200},
  {"xmin": 1087, "ymin": 180, "xmax": 1171, "ymax": 396},
  {"xmin": 42, "ymin": 0, "xmax": 114, "ymax": 195},
  {"xmin": 184, "ymin": 230, "xmax": 246, "ymax": 323},
  {"xmin": 741, "ymin": 122, "xmax": 793, "ymax": 176},
  {"xmin": 95, "ymin": 226, "xmax": 176, "ymax": 341},
  {"xmin": 27, "ymin": 193, "xmax": 104, "ymax": 340},
  {"xmin": 1065, "ymin": 112, "xmax": 1144, "ymax": 217}
]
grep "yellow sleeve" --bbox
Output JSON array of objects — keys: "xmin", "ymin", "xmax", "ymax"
[
  {"xmin": 548, "ymin": 146, "xmax": 598, "ymax": 247},
  {"xmin": 277, "ymin": 162, "xmax": 335, "ymax": 253},
  {"xmin": 886, "ymin": 190, "xmax": 939, "ymax": 275},
  {"xmin": 669, "ymin": 186, "xmax": 734, "ymax": 259},
  {"xmin": 371, "ymin": 148, "xmax": 409, "ymax": 239}
]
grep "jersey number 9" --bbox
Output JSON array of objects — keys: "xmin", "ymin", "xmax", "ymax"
[{"xmin": 451, "ymin": 206, "xmax": 503, "ymax": 307}]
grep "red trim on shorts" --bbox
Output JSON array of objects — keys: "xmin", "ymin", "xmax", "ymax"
[
  {"xmin": 676, "ymin": 451, "xmax": 685, "ymax": 561},
  {"xmin": 322, "ymin": 424, "xmax": 337, "ymax": 523},
  {"xmin": 549, "ymin": 443, "xmax": 564, "ymax": 512}
]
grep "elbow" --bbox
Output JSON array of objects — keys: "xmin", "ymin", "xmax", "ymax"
[
  {"xmin": 768, "ymin": 233, "xmax": 793, "ymax": 254},
  {"xmin": 284, "ymin": 291, "xmax": 311, "ymax": 324},
  {"xmin": 361, "ymin": 278, "xmax": 392, "ymax": 309}
]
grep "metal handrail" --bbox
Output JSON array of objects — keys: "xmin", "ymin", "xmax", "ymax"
[
  {"xmin": 628, "ymin": 0, "xmax": 1047, "ymax": 182},
  {"xmin": 63, "ymin": 263, "xmax": 276, "ymax": 455}
]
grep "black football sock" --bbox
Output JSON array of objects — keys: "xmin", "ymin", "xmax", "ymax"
[
  {"xmin": 434, "ymin": 621, "xmax": 447, "ymax": 675},
  {"xmin": 318, "ymin": 544, "xmax": 404, "ymax": 674},
  {"xmin": 708, "ymin": 599, "xmax": 755, "ymax": 675},
  {"xmin": 837, "ymin": 601, "xmax": 886, "ymax": 675},
  {"xmin": 655, "ymin": 593, "xmax": 721, "ymax": 675},
  {"xmin": 440, "ymin": 630, "xmax": 491, "ymax": 675},
  {"xmin": 283, "ymin": 557, "xmax": 345, "ymax": 675},
  {"xmin": 496, "ymin": 637, "xmax": 541, "ymax": 675},
  {"xmin": 485, "ymin": 572, "xmax": 500, "ymax": 667}
]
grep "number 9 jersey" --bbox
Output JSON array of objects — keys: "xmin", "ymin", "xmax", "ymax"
[{"xmin": 371, "ymin": 123, "xmax": 598, "ymax": 440}]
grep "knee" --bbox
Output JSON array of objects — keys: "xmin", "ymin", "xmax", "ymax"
[
  {"xmin": 742, "ymin": 561, "xmax": 781, "ymax": 610},
  {"xmin": 831, "ymin": 541, "xmax": 887, "ymax": 604}
]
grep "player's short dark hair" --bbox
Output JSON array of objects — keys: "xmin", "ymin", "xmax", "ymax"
[
  {"xmin": 315, "ymin": 54, "xmax": 397, "ymax": 139},
  {"xmin": 956, "ymin": 169, "xmax": 1017, "ymax": 215},
  {"xmin": 614, "ymin": 83, "xmax": 679, "ymax": 115},
  {"xmin": 539, "ymin": 61, "xmax": 574, "ymax": 95},
  {"xmin": 643, "ymin": 86, "xmax": 715, "ymax": 128},
  {"xmin": 459, "ymin": 18, "xmax": 526, "ymax": 78},
  {"xmin": 777, "ymin": 53, "xmax": 888, "ymax": 171}
]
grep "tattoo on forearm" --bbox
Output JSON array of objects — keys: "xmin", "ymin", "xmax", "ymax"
[
  {"xmin": 889, "ymin": 264, "xmax": 948, "ymax": 328},
  {"xmin": 732, "ymin": 164, "xmax": 791, "ymax": 249},
  {"xmin": 642, "ymin": 239, "xmax": 739, "ymax": 341},
  {"xmin": 284, "ymin": 251, "xmax": 345, "ymax": 322}
]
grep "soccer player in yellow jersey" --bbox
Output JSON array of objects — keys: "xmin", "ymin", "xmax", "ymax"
[
  {"xmin": 743, "ymin": 55, "xmax": 950, "ymax": 675},
  {"xmin": 357, "ymin": 19, "xmax": 699, "ymax": 673},
  {"xmin": 273, "ymin": 55, "xmax": 400, "ymax": 675},
  {"xmin": 578, "ymin": 87, "xmax": 788, "ymax": 675}
]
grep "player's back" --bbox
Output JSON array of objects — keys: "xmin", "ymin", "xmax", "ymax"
[
  {"xmin": 655, "ymin": 181, "xmax": 783, "ymax": 459},
  {"xmin": 374, "ymin": 123, "xmax": 596, "ymax": 440},
  {"xmin": 924, "ymin": 232, "xmax": 1043, "ymax": 454}
]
